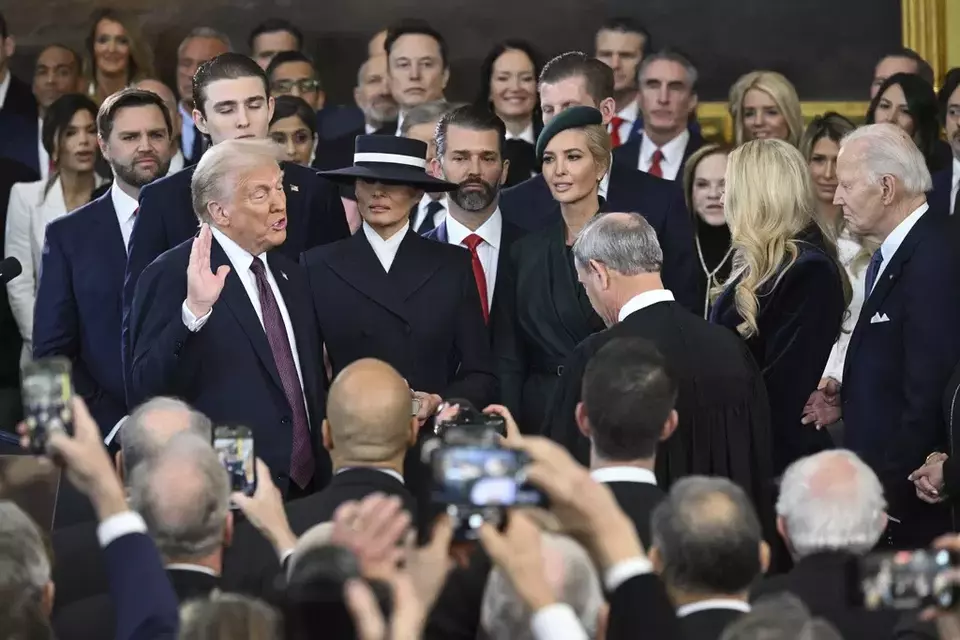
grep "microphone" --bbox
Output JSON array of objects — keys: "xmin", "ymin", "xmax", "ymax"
[{"xmin": 0, "ymin": 257, "xmax": 22, "ymax": 285}]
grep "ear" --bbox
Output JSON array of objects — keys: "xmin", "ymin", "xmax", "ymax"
[
  {"xmin": 115, "ymin": 450, "xmax": 124, "ymax": 483},
  {"xmin": 688, "ymin": 91, "xmax": 699, "ymax": 116},
  {"xmin": 441, "ymin": 67, "xmax": 450, "ymax": 91},
  {"xmin": 596, "ymin": 602, "xmax": 610, "ymax": 640},
  {"xmin": 598, "ymin": 96, "xmax": 617, "ymax": 125},
  {"xmin": 759, "ymin": 539, "xmax": 771, "ymax": 575},
  {"xmin": 41, "ymin": 581, "xmax": 54, "ymax": 617},
  {"xmin": 429, "ymin": 157, "xmax": 443, "ymax": 179},
  {"xmin": 412, "ymin": 188, "xmax": 426, "ymax": 202},
  {"xmin": 315, "ymin": 91, "xmax": 326, "ymax": 111},
  {"xmin": 207, "ymin": 201, "xmax": 227, "ymax": 226},
  {"xmin": 500, "ymin": 158, "xmax": 510, "ymax": 186},
  {"xmin": 193, "ymin": 108, "xmax": 208, "ymax": 135},
  {"xmin": 353, "ymin": 86, "xmax": 363, "ymax": 109},
  {"xmin": 97, "ymin": 135, "xmax": 109, "ymax": 160},
  {"xmin": 3, "ymin": 36, "xmax": 15, "ymax": 59},
  {"xmin": 575, "ymin": 401, "xmax": 591, "ymax": 439},
  {"xmin": 266, "ymin": 95, "xmax": 276, "ymax": 123},
  {"xmin": 224, "ymin": 510, "xmax": 234, "ymax": 547},
  {"xmin": 879, "ymin": 174, "xmax": 897, "ymax": 205},
  {"xmin": 648, "ymin": 545, "xmax": 664, "ymax": 575},
  {"xmin": 321, "ymin": 419, "xmax": 333, "ymax": 452},
  {"xmin": 589, "ymin": 259, "xmax": 610, "ymax": 290},
  {"xmin": 660, "ymin": 409, "xmax": 679, "ymax": 442},
  {"xmin": 776, "ymin": 515, "xmax": 787, "ymax": 542}
]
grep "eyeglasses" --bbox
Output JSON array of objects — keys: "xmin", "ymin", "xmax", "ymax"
[{"xmin": 271, "ymin": 79, "xmax": 321, "ymax": 94}]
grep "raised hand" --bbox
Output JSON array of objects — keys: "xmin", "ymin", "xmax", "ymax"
[{"xmin": 186, "ymin": 223, "xmax": 230, "ymax": 318}]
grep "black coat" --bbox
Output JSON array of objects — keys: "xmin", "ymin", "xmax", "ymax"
[
  {"xmin": 605, "ymin": 480, "xmax": 665, "ymax": 549},
  {"xmin": 51, "ymin": 519, "xmax": 105, "ymax": 614},
  {"xmin": 680, "ymin": 608, "xmax": 746, "ymax": 640},
  {"xmin": 0, "ymin": 76, "xmax": 40, "ymax": 174}
]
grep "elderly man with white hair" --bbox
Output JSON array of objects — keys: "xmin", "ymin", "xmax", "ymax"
[
  {"xmin": 802, "ymin": 123, "xmax": 960, "ymax": 548},
  {"xmin": 0, "ymin": 501, "xmax": 54, "ymax": 628},
  {"xmin": 127, "ymin": 138, "xmax": 328, "ymax": 499}
]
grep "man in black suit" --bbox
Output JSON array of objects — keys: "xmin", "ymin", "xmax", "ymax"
[
  {"xmin": 175, "ymin": 27, "xmax": 233, "ymax": 164},
  {"xmin": 611, "ymin": 50, "xmax": 704, "ymax": 180},
  {"xmin": 498, "ymin": 52, "xmax": 699, "ymax": 312},
  {"xmin": 754, "ymin": 450, "xmax": 910, "ymax": 639},
  {"xmin": 402, "ymin": 100, "xmax": 453, "ymax": 234},
  {"xmin": 126, "ymin": 138, "xmax": 329, "ymax": 496},
  {"xmin": 0, "ymin": 13, "xmax": 39, "ymax": 174},
  {"xmin": 803, "ymin": 124, "xmax": 960, "ymax": 547},
  {"xmin": 378, "ymin": 21, "xmax": 450, "ymax": 136},
  {"xmin": 425, "ymin": 104, "xmax": 526, "ymax": 335},
  {"xmin": 122, "ymin": 53, "xmax": 349, "ymax": 399},
  {"xmin": 54, "ymin": 432, "xmax": 230, "ymax": 639}
]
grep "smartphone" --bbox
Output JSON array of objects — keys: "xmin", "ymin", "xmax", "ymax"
[
  {"xmin": 213, "ymin": 426, "xmax": 257, "ymax": 497},
  {"xmin": 856, "ymin": 548, "xmax": 960, "ymax": 610},
  {"xmin": 21, "ymin": 357, "xmax": 74, "ymax": 454}
]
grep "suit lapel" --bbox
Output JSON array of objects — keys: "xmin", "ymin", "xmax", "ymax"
[
  {"xmin": 324, "ymin": 231, "xmax": 410, "ymax": 322},
  {"xmin": 211, "ymin": 239, "xmax": 284, "ymax": 391},
  {"xmin": 390, "ymin": 231, "xmax": 443, "ymax": 302},
  {"xmin": 546, "ymin": 221, "xmax": 600, "ymax": 340},
  {"xmin": 434, "ymin": 221, "xmax": 449, "ymax": 244},
  {"xmin": 89, "ymin": 194, "xmax": 128, "ymax": 290}
]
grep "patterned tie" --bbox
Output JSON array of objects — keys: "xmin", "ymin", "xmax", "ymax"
[
  {"xmin": 462, "ymin": 234, "xmax": 489, "ymax": 323},
  {"xmin": 418, "ymin": 199, "xmax": 445, "ymax": 235},
  {"xmin": 249, "ymin": 258, "xmax": 314, "ymax": 489},
  {"xmin": 609, "ymin": 116, "xmax": 625, "ymax": 148},
  {"xmin": 648, "ymin": 148, "xmax": 665, "ymax": 178},
  {"xmin": 864, "ymin": 250, "xmax": 884, "ymax": 298}
]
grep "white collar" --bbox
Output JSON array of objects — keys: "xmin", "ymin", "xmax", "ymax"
[
  {"xmin": 167, "ymin": 150, "xmax": 185, "ymax": 176},
  {"xmin": 616, "ymin": 99, "xmax": 640, "ymax": 124},
  {"xmin": 640, "ymin": 130, "xmax": 690, "ymax": 164},
  {"xmin": 209, "ymin": 225, "xmax": 267, "ymax": 274},
  {"xmin": 590, "ymin": 466, "xmax": 658, "ymax": 486},
  {"xmin": 365, "ymin": 122, "xmax": 378, "ymax": 135},
  {"xmin": 336, "ymin": 467, "xmax": 405, "ymax": 484},
  {"xmin": 420, "ymin": 192, "xmax": 445, "ymax": 210},
  {"xmin": 363, "ymin": 220, "xmax": 408, "ymax": 249},
  {"xmin": 110, "ymin": 182, "xmax": 140, "ymax": 222},
  {"xmin": 676, "ymin": 599, "xmax": 751, "ymax": 618},
  {"xmin": 165, "ymin": 563, "xmax": 219, "ymax": 577},
  {"xmin": 879, "ymin": 202, "xmax": 928, "ymax": 265},
  {"xmin": 446, "ymin": 208, "xmax": 502, "ymax": 250},
  {"xmin": 952, "ymin": 157, "xmax": 960, "ymax": 187},
  {"xmin": 506, "ymin": 123, "xmax": 536, "ymax": 145},
  {"xmin": 395, "ymin": 112, "xmax": 405, "ymax": 137},
  {"xmin": 599, "ymin": 164, "xmax": 611, "ymax": 199},
  {"xmin": 0, "ymin": 69, "xmax": 10, "ymax": 111},
  {"xmin": 618, "ymin": 289, "xmax": 675, "ymax": 322}
]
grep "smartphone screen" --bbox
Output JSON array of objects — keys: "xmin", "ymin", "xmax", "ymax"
[
  {"xmin": 213, "ymin": 427, "xmax": 256, "ymax": 496},
  {"xmin": 21, "ymin": 357, "xmax": 73, "ymax": 453},
  {"xmin": 858, "ymin": 549, "xmax": 960, "ymax": 610},
  {"xmin": 432, "ymin": 446, "xmax": 542, "ymax": 507}
]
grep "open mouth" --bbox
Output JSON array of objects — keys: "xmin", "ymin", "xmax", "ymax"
[{"xmin": 271, "ymin": 218, "xmax": 287, "ymax": 231}]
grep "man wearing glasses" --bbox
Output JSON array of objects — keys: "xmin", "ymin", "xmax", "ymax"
[{"xmin": 265, "ymin": 51, "xmax": 325, "ymax": 111}]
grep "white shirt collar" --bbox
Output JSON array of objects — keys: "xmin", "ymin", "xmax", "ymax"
[
  {"xmin": 165, "ymin": 563, "xmax": 219, "ymax": 577},
  {"xmin": 616, "ymin": 99, "xmax": 640, "ymax": 125},
  {"xmin": 446, "ymin": 208, "xmax": 502, "ymax": 250},
  {"xmin": 618, "ymin": 289, "xmax": 675, "ymax": 322},
  {"xmin": 879, "ymin": 202, "xmax": 929, "ymax": 266},
  {"xmin": 590, "ymin": 466, "xmax": 658, "ymax": 486},
  {"xmin": 0, "ymin": 70, "xmax": 10, "ymax": 111},
  {"xmin": 505, "ymin": 123, "xmax": 536, "ymax": 145},
  {"xmin": 167, "ymin": 150, "xmax": 185, "ymax": 176},
  {"xmin": 365, "ymin": 122, "xmax": 378, "ymax": 135},
  {"xmin": 209, "ymin": 225, "xmax": 266, "ymax": 274},
  {"xmin": 395, "ymin": 112, "xmax": 405, "ymax": 137},
  {"xmin": 336, "ymin": 467, "xmax": 405, "ymax": 484},
  {"xmin": 599, "ymin": 164, "xmax": 611, "ymax": 200},
  {"xmin": 362, "ymin": 220, "xmax": 409, "ymax": 272},
  {"xmin": 952, "ymin": 157, "xmax": 960, "ymax": 187},
  {"xmin": 676, "ymin": 599, "xmax": 751, "ymax": 618},
  {"xmin": 640, "ymin": 129, "xmax": 690, "ymax": 163},
  {"xmin": 110, "ymin": 182, "xmax": 139, "ymax": 222}
]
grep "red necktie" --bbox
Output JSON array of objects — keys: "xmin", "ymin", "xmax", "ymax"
[
  {"xmin": 648, "ymin": 148, "xmax": 664, "ymax": 178},
  {"xmin": 609, "ymin": 116, "xmax": 625, "ymax": 148},
  {"xmin": 462, "ymin": 234, "xmax": 489, "ymax": 323}
]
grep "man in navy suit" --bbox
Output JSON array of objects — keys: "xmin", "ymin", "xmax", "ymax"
[
  {"xmin": 929, "ymin": 68, "xmax": 959, "ymax": 218},
  {"xmin": 122, "ymin": 53, "xmax": 349, "ymax": 391},
  {"xmin": 804, "ymin": 124, "xmax": 960, "ymax": 547},
  {"xmin": 127, "ymin": 138, "xmax": 329, "ymax": 497},
  {"xmin": 498, "ymin": 52, "xmax": 699, "ymax": 313},
  {"xmin": 0, "ymin": 12, "xmax": 40, "ymax": 173},
  {"xmin": 34, "ymin": 89, "xmax": 173, "ymax": 439},
  {"xmin": 594, "ymin": 17, "xmax": 650, "ymax": 147}
]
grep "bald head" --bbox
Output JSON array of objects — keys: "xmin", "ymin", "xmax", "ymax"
[
  {"xmin": 120, "ymin": 398, "xmax": 212, "ymax": 482},
  {"xmin": 368, "ymin": 29, "xmax": 388, "ymax": 58},
  {"xmin": 324, "ymin": 359, "xmax": 415, "ymax": 465}
]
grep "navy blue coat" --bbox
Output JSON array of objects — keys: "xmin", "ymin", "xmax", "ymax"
[
  {"xmin": 928, "ymin": 167, "xmax": 955, "ymax": 217},
  {"xmin": 0, "ymin": 76, "xmax": 40, "ymax": 175},
  {"xmin": 33, "ymin": 193, "xmax": 128, "ymax": 434}
]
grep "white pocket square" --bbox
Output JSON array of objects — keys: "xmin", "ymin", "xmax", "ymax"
[{"xmin": 870, "ymin": 312, "xmax": 890, "ymax": 324}]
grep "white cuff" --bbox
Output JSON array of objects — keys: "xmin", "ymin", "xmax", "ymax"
[
  {"xmin": 181, "ymin": 300, "xmax": 211, "ymax": 332},
  {"xmin": 104, "ymin": 415, "xmax": 128, "ymax": 446},
  {"xmin": 604, "ymin": 557, "xmax": 653, "ymax": 593},
  {"xmin": 530, "ymin": 603, "xmax": 588, "ymax": 640},
  {"xmin": 97, "ymin": 511, "xmax": 147, "ymax": 548}
]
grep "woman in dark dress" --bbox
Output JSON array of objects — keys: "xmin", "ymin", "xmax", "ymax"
[
  {"xmin": 710, "ymin": 139, "xmax": 849, "ymax": 474},
  {"xmin": 681, "ymin": 143, "xmax": 732, "ymax": 318},
  {"xmin": 493, "ymin": 107, "xmax": 609, "ymax": 433}
]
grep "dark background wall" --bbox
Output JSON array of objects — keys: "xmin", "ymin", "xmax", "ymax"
[{"xmin": 5, "ymin": 0, "xmax": 900, "ymax": 104}]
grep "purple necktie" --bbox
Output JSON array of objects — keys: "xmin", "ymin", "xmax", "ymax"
[{"xmin": 250, "ymin": 258, "xmax": 314, "ymax": 489}]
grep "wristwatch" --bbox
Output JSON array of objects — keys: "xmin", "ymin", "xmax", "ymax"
[{"xmin": 412, "ymin": 396, "xmax": 421, "ymax": 416}]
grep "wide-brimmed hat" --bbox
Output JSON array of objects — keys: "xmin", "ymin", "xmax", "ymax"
[
  {"xmin": 319, "ymin": 135, "xmax": 457, "ymax": 191},
  {"xmin": 535, "ymin": 106, "xmax": 604, "ymax": 163}
]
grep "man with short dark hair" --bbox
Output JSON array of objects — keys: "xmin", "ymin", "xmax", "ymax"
[
  {"xmin": 594, "ymin": 17, "xmax": 650, "ymax": 147},
  {"xmin": 249, "ymin": 18, "xmax": 303, "ymax": 70},
  {"xmin": 381, "ymin": 20, "xmax": 449, "ymax": 135},
  {"xmin": 28, "ymin": 44, "xmax": 83, "ymax": 178},
  {"xmin": 499, "ymin": 51, "xmax": 699, "ymax": 312},
  {"xmin": 871, "ymin": 48, "xmax": 933, "ymax": 99},
  {"xmin": 266, "ymin": 50, "xmax": 324, "ymax": 111},
  {"xmin": 176, "ymin": 27, "xmax": 232, "ymax": 163},
  {"xmin": 35, "ymin": 89, "xmax": 172, "ymax": 440},
  {"xmin": 928, "ymin": 68, "xmax": 960, "ymax": 217}
]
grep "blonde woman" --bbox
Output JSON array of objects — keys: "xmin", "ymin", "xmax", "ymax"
[
  {"xmin": 710, "ymin": 139, "xmax": 847, "ymax": 474},
  {"xmin": 84, "ymin": 8, "xmax": 155, "ymax": 104},
  {"xmin": 729, "ymin": 71, "xmax": 803, "ymax": 147}
]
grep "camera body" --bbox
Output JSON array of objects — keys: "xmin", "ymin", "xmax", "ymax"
[
  {"xmin": 857, "ymin": 548, "xmax": 960, "ymax": 610},
  {"xmin": 433, "ymin": 405, "xmax": 507, "ymax": 440}
]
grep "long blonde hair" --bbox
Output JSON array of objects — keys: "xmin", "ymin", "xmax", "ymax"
[
  {"xmin": 720, "ymin": 139, "xmax": 850, "ymax": 338},
  {"xmin": 729, "ymin": 71, "xmax": 803, "ymax": 148}
]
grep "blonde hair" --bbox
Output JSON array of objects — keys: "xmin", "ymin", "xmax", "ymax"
[
  {"xmin": 580, "ymin": 123, "xmax": 612, "ymax": 175},
  {"xmin": 720, "ymin": 139, "xmax": 849, "ymax": 338},
  {"xmin": 729, "ymin": 71, "xmax": 803, "ymax": 147}
]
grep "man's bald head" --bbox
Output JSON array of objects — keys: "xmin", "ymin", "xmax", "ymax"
[
  {"xmin": 120, "ymin": 397, "xmax": 212, "ymax": 482},
  {"xmin": 324, "ymin": 359, "xmax": 416, "ymax": 465}
]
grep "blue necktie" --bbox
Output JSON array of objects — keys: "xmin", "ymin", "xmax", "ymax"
[{"xmin": 864, "ymin": 250, "xmax": 884, "ymax": 297}]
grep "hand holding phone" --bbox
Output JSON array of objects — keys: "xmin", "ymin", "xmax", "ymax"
[
  {"xmin": 21, "ymin": 357, "xmax": 74, "ymax": 454},
  {"xmin": 213, "ymin": 426, "xmax": 257, "ymax": 497}
]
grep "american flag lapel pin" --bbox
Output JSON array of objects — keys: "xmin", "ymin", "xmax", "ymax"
[
  {"xmin": 291, "ymin": 184, "xmax": 299, "ymax": 192},
  {"xmin": 280, "ymin": 270, "xmax": 288, "ymax": 281}
]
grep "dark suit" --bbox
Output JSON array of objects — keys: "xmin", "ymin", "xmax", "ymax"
[
  {"xmin": 498, "ymin": 166, "xmax": 699, "ymax": 312},
  {"xmin": 54, "ymin": 567, "xmax": 219, "ymax": 640},
  {"xmin": 121, "ymin": 161, "xmax": 349, "ymax": 395},
  {"xmin": 126, "ymin": 238, "xmax": 330, "ymax": 492},
  {"xmin": 607, "ymin": 573, "xmax": 683, "ymax": 640},
  {"xmin": 680, "ymin": 608, "xmax": 745, "ymax": 640},
  {"xmin": 103, "ymin": 531, "xmax": 180, "ymax": 640},
  {"xmin": 374, "ymin": 120, "xmax": 398, "ymax": 136},
  {"xmin": 611, "ymin": 131, "xmax": 706, "ymax": 179},
  {"xmin": 317, "ymin": 105, "xmax": 365, "ymax": 141},
  {"xmin": 33, "ymin": 192, "xmax": 128, "ymax": 434},
  {"xmin": 0, "ymin": 75, "xmax": 41, "ymax": 174},
  {"xmin": 51, "ymin": 520, "xmax": 105, "ymax": 614},
  {"xmin": 501, "ymin": 122, "xmax": 543, "ymax": 189},
  {"xmin": 928, "ymin": 167, "xmax": 956, "ymax": 218},
  {"xmin": 315, "ymin": 127, "xmax": 363, "ymax": 172},
  {"xmin": 711, "ymin": 226, "xmax": 845, "ymax": 475},
  {"xmin": 841, "ymin": 207, "xmax": 960, "ymax": 545},
  {"xmin": 604, "ymin": 480, "xmax": 665, "ymax": 548}
]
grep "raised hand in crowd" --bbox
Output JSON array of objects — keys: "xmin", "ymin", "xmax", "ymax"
[
  {"xmin": 232, "ymin": 458, "xmax": 299, "ymax": 561},
  {"xmin": 185, "ymin": 222, "xmax": 231, "ymax": 319}
]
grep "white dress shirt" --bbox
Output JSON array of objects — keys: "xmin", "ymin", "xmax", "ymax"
[
  {"xmin": 951, "ymin": 157, "xmax": 960, "ymax": 215},
  {"xmin": 0, "ymin": 69, "xmax": 10, "ymax": 110},
  {"xmin": 364, "ymin": 122, "xmax": 377, "ymax": 135},
  {"xmin": 37, "ymin": 117, "xmax": 50, "ymax": 181},
  {"xmin": 590, "ymin": 466, "xmax": 658, "ymax": 485},
  {"xmin": 873, "ymin": 202, "xmax": 929, "ymax": 290},
  {"xmin": 822, "ymin": 229, "xmax": 867, "ymax": 382},
  {"xmin": 445, "ymin": 209, "xmax": 502, "ymax": 309},
  {"xmin": 165, "ymin": 563, "xmax": 219, "ymax": 576},
  {"xmin": 336, "ymin": 467, "xmax": 405, "ymax": 484},
  {"xmin": 395, "ymin": 112, "xmax": 406, "ymax": 137},
  {"xmin": 181, "ymin": 227, "xmax": 307, "ymax": 397},
  {"xmin": 412, "ymin": 193, "xmax": 446, "ymax": 232},
  {"xmin": 505, "ymin": 123, "xmax": 536, "ymax": 145},
  {"xmin": 609, "ymin": 99, "xmax": 639, "ymax": 144},
  {"xmin": 362, "ymin": 220, "xmax": 409, "ymax": 272},
  {"xmin": 530, "ymin": 604, "xmax": 589, "ymax": 640},
  {"xmin": 167, "ymin": 150, "xmax": 185, "ymax": 176},
  {"xmin": 180, "ymin": 103, "xmax": 196, "ymax": 159},
  {"xmin": 97, "ymin": 511, "xmax": 148, "ymax": 548},
  {"xmin": 638, "ymin": 130, "xmax": 690, "ymax": 181},
  {"xmin": 110, "ymin": 182, "xmax": 139, "ymax": 251},
  {"xmin": 618, "ymin": 289, "xmax": 675, "ymax": 323},
  {"xmin": 599, "ymin": 167, "xmax": 611, "ymax": 201},
  {"xmin": 676, "ymin": 599, "xmax": 752, "ymax": 618}
]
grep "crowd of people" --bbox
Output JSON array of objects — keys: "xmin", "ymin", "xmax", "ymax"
[{"xmin": 1, "ymin": 7, "xmax": 960, "ymax": 639}]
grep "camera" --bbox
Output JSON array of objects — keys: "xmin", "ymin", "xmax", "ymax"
[
  {"xmin": 856, "ymin": 548, "xmax": 960, "ymax": 610},
  {"xmin": 432, "ymin": 398, "xmax": 507, "ymax": 440}
]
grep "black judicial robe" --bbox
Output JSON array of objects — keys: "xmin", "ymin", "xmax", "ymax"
[
  {"xmin": 542, "ymin": 299, "xmax": 774, "ymax": 518},
  {"xmin": 492, "ymin": 217, "xmax": 606, "ymax": 433}
]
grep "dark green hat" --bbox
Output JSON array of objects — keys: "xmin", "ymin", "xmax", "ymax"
[{"xmin": 535, "ymin": 106, "xmax": 604, "ymax": 163}]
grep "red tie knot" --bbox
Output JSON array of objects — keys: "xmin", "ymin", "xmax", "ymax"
[{"xmin": 463, "ymin": 234, "xmax": 484, "ymax": 251}]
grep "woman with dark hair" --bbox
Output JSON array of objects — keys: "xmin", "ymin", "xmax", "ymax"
[
  {"xmin": 866, "ymin": 72, "xmax": 949, "ymax": 173},
  {"xmin": 4, "ymin": 94, "xmax": 103, "ymax": 364},
  {"xmin": 269, "ymin": 95, "xmax": 318, "ymax": 168},
  {"xmin": 476, "ymin": 40, "xmax": 542, "ymax": 187},
  {"xmin": 85, "ymin": 8, "xmax": 155, "ymax": 104}
]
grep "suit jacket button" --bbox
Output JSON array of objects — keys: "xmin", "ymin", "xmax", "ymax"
[{"xmin": 281, "ymin": 417, "xmax": 291, "ymax": 425}]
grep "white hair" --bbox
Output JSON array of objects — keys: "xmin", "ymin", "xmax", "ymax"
[
  {"xmin": 191, "ymin": 138, "xmax": 283, "ymax": 222},
  {"xmin": 777, "ymin": 450, "xmax": 887, "ymax": 558},
  {"xmin": 0, "ymin": 501, "xmax": 50, "ymax": 594},
  {"xmin": 572, "ymin": 211, "xmax": 663, "ymax": 275},
  {"xmin": 840, "ymin": 123, "xmax": 932, "ymax": 196},
  {"xmin": 179, "ymin": 27, "xmax": 234, "ymax": 57},
  {"xmin": 481, "ymin": 533, "xmax": 604, "ymax": 640},
  {"xmin": 286, "ymin": 522, "xmax": 334, "ymax": 579}
]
